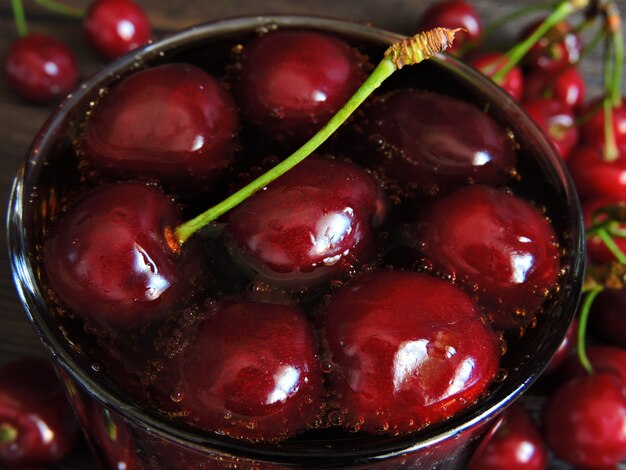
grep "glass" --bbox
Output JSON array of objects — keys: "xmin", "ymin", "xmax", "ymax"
[{"xmin": 7, "ymin": 15, "xmax": 585, "ymax": 469}]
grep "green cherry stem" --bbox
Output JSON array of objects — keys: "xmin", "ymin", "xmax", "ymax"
[
  {"xmin": 173, "ymin": 27, "xmax": 460, "ymax": 246},
  {"xmin": 492, "ymin": 0, "xmax": 589, "ymax": 83},
  {"xmin": 33, "ymin": 0, "xmax": 84, "ymax": 18},
  {"xmin": 597, "ymin": 227, "xmax": 626, "ymax": 263},
  {"xmin": 11, "ymin": 0, "xmax": 28, "ymax": 37},
  {"xmin": 577, "ymin": 287, "xmax": 603, "ymax": 375}
]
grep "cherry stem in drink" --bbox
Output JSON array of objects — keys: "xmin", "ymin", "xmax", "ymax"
[
  {"xmin": 11, "ymin": 0, "xmax": 28, "ymax": 37},
  {"xmin": 173, "ymin": 27, "xmax": 460, "ymax": 246},
  {"xmin": 577, "ymin": 287, "xmax": 602, "ymax": 375},
  {"xmin": 33, "ymin": 0, "xmax": 84, "ymax": 18}
]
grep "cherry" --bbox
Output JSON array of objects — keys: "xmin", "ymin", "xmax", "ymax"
[
  {"xmin": 322, "ymin": 271, "xmax": 500, "ymax": 435},
  {"xmin": 4, "ymin": 33, "xmax": 79, "ymax": 104},
  {"xmin": 418, "ymin": 0, "xmax": 483, "ymax": 55},
  {"xmin": 470, "ymin": 52, "xmax": 524, "ymax": 101},
  {"xmin": 543, "ymin": 371, "xmax": 626, "ymax": 468},
  {"xmin": 523, "ymin": 67, "xmax": 586, "ymax": 110},
  {"xmin": 358, "ymin": 89, "xmax": 516, "ymax": 197},
  {"xmin": 589, "ymin": 292, "xmax": 626, "ymax": 347},
  {"xmin": 83, "ymin": 63, "xmax": 238, "ymax": 190},
  {"xmin": 88, "ymin": 404, "xmax": 140, "ymax": 470},
  {"xmin": 42, "ymin": 182, "xmax": 203, "ymax": 329},
  {"xmin": 467, "ymin": 404, "xmax": 547, "ymax": 470},
  {"xmin": 0, "ymin": 357, "xmax": 80, "ymax": 467},
  {"xmin": 231, "ymin": 30, "xmax": 366, "ymax": 143},
  {"xmin": 413, "ymin": 185, "xmax": 561, "ymax": 331},
  {"xmin": 562, "ymin": 346, "xmax": 626, "ymax": 383},
  {"xmin": 84, "ymin": 0, "xmax": 151, "ymax": 59},
  {"xmin": 225, "ymin": 157, "xmax": 386, "ymax": 287},
  {"xmin": 179, "ymin": 301, "xmax": 323, "ymax": 442},
  {"xmin": 567, "ymin": 145, "xmax": 626, "ymax": 201},
  {"xmin": 520, "ymin": 20, "xmax": 582, "ymax": 75},
  {"xmin": 583, "ymin": 198, "xmax": 626, "ymax": 264},
  {"xmin": 579, "ymin": 98, "xmax": 626, "ymax": 151},
  {"xmin": 522, "ymin": 97, "xmax": 578, "ymax": 160}
]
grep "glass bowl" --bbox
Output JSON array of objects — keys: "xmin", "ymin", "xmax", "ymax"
[{"xmin": 7, "ymin": 15, "xmax": 585, "ymax": 469}]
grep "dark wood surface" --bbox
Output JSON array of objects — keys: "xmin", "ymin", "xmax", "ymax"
[{"xmin": 1, "ymin": 0, "xmax": 624, "ymax": 468}]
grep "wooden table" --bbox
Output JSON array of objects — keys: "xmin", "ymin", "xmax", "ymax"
[{"xmin": 0, "ymin": 0, "xmax": 623, "ymax": 468}]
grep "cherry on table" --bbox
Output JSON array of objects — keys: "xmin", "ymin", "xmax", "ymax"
[
  {"xmin": 4, "ymin": 33, "xmax": 79, "ymax": 104},
  {"xmin": 413, "ymin": 185, "xmax": 561, "ymax": 331},
  {"xmin": 561, "ymin": 345, "xmax": 626, "ymax": 383},
  {"xmin": 519, "ymin": 20, "xmax": 582, "ymax": 75},
  {"xmin": 583, "ymin": 198, "xmax": 626, "ymax": 264},
  {"xmin": 523, "ymin": 97, "xmax": 578, "ymax": 160},
  {"xmin": 469, "ymin": 52, "xmax": 524, "ymax": 101},
  {"xmin": 322, "ymin": 271, "xmax": 500, "ymax": 435},
  {"xmin": 579, "ymin": 98, "xmax": 626, "ymax": 151},
  {"xmin": 567, "ymin": 145, "xmax": 626, "ymax": 201},
  {"xmin": 419, "ymin": 0, "xmax": 483, "ymax": 55},
  {"xmin": 84, "ymin": 0, "xmax": 152, "ymax": 59},
  {"xmin": 523, "ymin": 66, "xmax": 586, "ymax": 110}
]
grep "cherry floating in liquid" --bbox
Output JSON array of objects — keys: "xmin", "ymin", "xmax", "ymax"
[
  {"xmin": 322, "ymin": 271, "xmax": 500, "ymax": 435},
  {"xmin": 567, "ymin": 145, "xmax": 626, "ymax": 201},
  {"xmin": 470, "ymin": 52, "xmax": 524, "ymax": 101},
  {"xmin": 418, "ymin": 0, "xmax": 483, "ymax": 55},
  {"xmin": 82, "ymin": 63, "xmax": 239, "ymax": 190},
  {"xmin": 179, "ymin": 301, "xmax": 323, "ymax": 442},
  {"xmin": 84, "ymin": 0, "xmax": 152, "ymax": 59},
  {"xmin": 467, "ymin": 404, "xmax": 547, "ymax": 470},
  {"xmin": 358, "ymin": 89, "xmax": 516, "ymax": 197},
  {"xmin": 519, "ymin": 20, "xmax": 582, "ymax": 75},
  {"xmin": 4, "ymin": 33, "xmax": 79, "ymax": 104},
  {"xmin": 231, "ymin": 29, "xmax": 366, "ymax": 143},
  {"xmin": 42, "ymin": 182, "xmax": 203, "ymax": 329},
  {"xmin": 225, "ymin": 157, "xmax": 386, "ymax": 288},
  {"xmin": 413, "ymin": 185, "xmax": 561, "ymax": 331},
  {"xmin": 523, "ymin": 97, "xmax": 578, "ymax": 160},
  {"xmin": 523, "ymin": 66, "xmax": 586, "ymax": 110},
  {"xmin": 0, "ymin": 357, "xmax": 80, "ymax": 467}
]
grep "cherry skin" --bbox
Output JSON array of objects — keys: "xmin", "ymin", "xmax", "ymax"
[
  {"xmin": 0, "ymin": 357, "xmax": 80, "ymax": 467},
  {"xmin": 543, "ymin": 371, "xmax": 626, "ymax": 468},
  {"xmin": 562, "ymin": 346, "xmax": 626, "ymax": 383},
  {"xmin": 523, "ymin": 67, "xmax": 586, "ymax": 110},
  {"xmin": 322, "ymin": 271, "xmax": 500, "ymax": 435},
  {"xmin": 4, "ymin": 33, "xmax": 79, "ymax": 104},
  {"xmin": 83, "ymin": 63, "xmax": 238, "ymax": 190},
  {"xmin": 467, "ymin": 404, "xmax": 547, "ymax": 470},
  {"xmin": 583, "ymin": 198, "xmax": 626, "ymax": 264},
  {"xmin": 179, "ymin": 301, "xmax": 323, "ymax": 442},
  {"xmin": 225, "ymin": 157, "xmax": 386, "ymax": 288},
  {"xmin": 520, "ymin": 20, "xmax": 582, "ymax": 75},
  {"xmin": 567, "ymin": 145, "xmax": 626, "ymax": 201},
  {"xmin": 413, "ymin": 185, "xmax": 561, "ymax": 331},
  {"xmin": 589, "ymin": 292, "xmax": 626, "ymax": 348},
  {"xmin": 42, "ymin": 182, "xmax": 202, "ymax": 329},
  {"xmin": 523, "ymin": 97, "xmax": 578, "ymax": 160},
  {"xmin": 470, "ymin": 52, "xmax": 524, "ymax": 101},
  {"xmin": 358, "ymin": 89, "xmax": 516, "ymax": 197},
  {"xmin": 419, "ymin": 0, "xmax": 483, "ymax": 55},
  {"xmin": 84, "ymin": 0, "xmax": 152, "ymax": 59},
  {"xmin": 88, "ymin": 404, "xmax": 140, "ymax": 470},
  {"xmin": 580, "ymin": 98, "xmax": 626, "ymax": 151},
  {"xmin": 231, "ymin": 30, "xmax": 366, "ymax": 143}
]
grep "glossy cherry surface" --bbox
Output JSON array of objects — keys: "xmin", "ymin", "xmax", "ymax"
[
  {"xmin": 523, "ymin": 97, "xmax": 578, "ymax": 159},
  {"xmin": 322, "ymin": 271, "xmax": 500, "ymax": 434},
  {"xmin": 359, "ymin": 89, "xmax": 516, "ymax": 196},
  {"xmin": 0, "ymin": 357, "xmax": 79, "ymax": 467},
  {"xmin": 83, "ymin": 63, "xmax": 238, "ymax": 190},
  {"xmin": 84, "ymin": 0, "xmax": 152, "ymax": 59},
  {"xmin": 179, "ymin": 301, "xmax": 323, "ymax": 442},
  {"xmin": 231, "ymin": 30, "xmax": 365, "ymax": 142},
  {"xmin": 225, "ymin": 157, "xmax": 386, "ymax": 287},
  {"xmin": 42, "ymin": 182, "xmax": 200, "ymax": 328},
  {"xmin": 4, "ymin": 33, "xmax": 79, "ymax": 104},
  {"xmin": 583, "ymin": 198, "xmax": 626, "ymax": 264},
  {"xmin": 580, "ymin": 99, "xmax": 626, "ymax": 151},
  {"xmin": 523, "ymin": 67, "xmax": 586, "ymax": 110},
  {"xmin": 413, "ymin": 185, "xmax": 561, "ymax": 330},
  {"xmin": 561, "ymin": 346, "xmax": 626, "ymax": 383},
  {"xmin": 568, "ymin": 145, "xmax": 626, "ymax": 201},
  {"xmin": 419, "ymin": 0, "xmax": 483, "ymax": 54},
  {"xmin": 543, "ymin": 371, "xmax": 626, "ymax": 468},
  {"xmin": 470, "ymin": 52, "xmax": 524, "ymax": 101},
  {"xmin": 467, "ymin": 404, "xmax": 547, "ymax": 470},
  {"xmin": 520, "ymin": 20, "xmax": 582, "ymax": 74}
]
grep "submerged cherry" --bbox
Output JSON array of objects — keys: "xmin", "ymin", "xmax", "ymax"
[
  {"xmin": 83, "ymin": 63, "xmax": 238, "ymax": 190},
  {"xmin": 231, "ymin": 29, "xmax": 366, "ymax": 142},
  {"xmin": 42, "ymin": 182, "xmax": 202, "ymax": 328},
  {"xmin": 179, "ymin": 301, "xmax": 323, "ymax": 442},
  {"xmin": 322, "ymin": 271, "xmax": 500, "ymax": 434},
  {"xmin": 413, "ymin": 185, "xmax": 561, "ymax": 330}
]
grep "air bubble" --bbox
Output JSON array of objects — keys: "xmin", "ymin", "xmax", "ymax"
[
  {"xmin": 170, "ymin": 391, "xmax": 184, "ymax": 403},
  {"xmin": 320, "ymin": 360, "xmax": 334, "ymax": 373}
]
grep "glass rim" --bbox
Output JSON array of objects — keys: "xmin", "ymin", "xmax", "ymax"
[{"xmin": 6, "ymin": 14, "xmax": 586, "ymax": 466}]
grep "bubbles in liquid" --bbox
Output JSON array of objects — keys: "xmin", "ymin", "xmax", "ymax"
[
  {"xmin": 320, "ymin": 360, "xmax": 334, "ymax": 373},
  {"xmin": 494, "ymin": 368, "xmax": 508, "ymax": 383},
  {"xmin": 170, "ymin": 390, "xmax": 184, "ymax": 403}
]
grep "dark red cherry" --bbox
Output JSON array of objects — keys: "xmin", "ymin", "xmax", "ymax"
[
  {"xmin": 470, "ymin": 52, "xmax": 524, "ymax": 101},
  {"xmin": 561, "ymin": 346, "xmax": 626, "ymax": 384},
  {"xmin": 543, "ymin": 371, "xmax": 626, "ymax": 468},
  {"xmin": 4, "ymin": 33, "xmax": 79, "ymax": 104},
  {"xmin": 520, "ymin": 20, "xmax": 582, "ymax": 74},
  {"xmin": 568, "ymin": 145, "xmax": 626, "ymax": 201},
  {"xmin": 580, "ymin": 98, "xmax": 626, "ymax": 151},
  {"xmin": 523, "ymin": 67, "xmax": 586, "ymax": 110},
  {"xmin": 83, "ymin": 63, "xmax": 238, "ymax": 190},
  {"xmin": 84, "ymin": 0, "xmax": 151, "ymax": 59},
  {"xmin": 42, "ymin": 182, "xmax": 202, "ymax": 328},
  {"xmin": 419, "ymin": 0, "xmax": 483, "ymax": 55},
  {"xmin": 225, "ymin": 157, "xmax": 386, "ymax": 287},
  {"xmin": 231, "ymin": 30, "xmax": 366, "ymax": 142},
  {"xmin": 322, "ymin": 271, "xmax": 499, "ymax": 434},
  {"xmin": 583, "ymin": 198, "xmax": 626, "ymax": 264},
  {"xmin": 179, "ymin": 301, "xmax": 323, "ymax": 442},
  {"xmin": 0, "ymin": 357, "xmax": 80, "ymax": 467},
  {"xmin": 359, "ymin": 89, "xmax": 516, "ymax": 197},
  {"xmin": 589, "ymin": 293, "xmax": 626, "ymax": 348},
  {"xmin": 413, "ymin": 185, "xmax": 561, "ymax": 330},
  {"xmin": 544, "ymin": 317, "xmax": 577, "ymax": 374},
  {"xmin": 467, "ymin": 404, "xmax": 547, "ymax": 470},
  {"xmin": 523, "ymin": 97, "xmax": 578, "ymax": 160}
]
